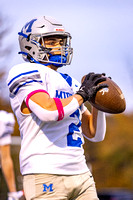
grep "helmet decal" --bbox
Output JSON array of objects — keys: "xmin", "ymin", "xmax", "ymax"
[
  {"xmin": 55, "ymin": 28, "xmax": 65, "ymax": 32},
  {"xmin": 24, "ymin": 19, "xmax": 37, "ymax": 33}
]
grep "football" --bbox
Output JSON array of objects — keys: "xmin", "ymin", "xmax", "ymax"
[
  {"xmin": 90, "ymin": 77, "xmax": 126, "ymax": 114},
  {"xmin": 81, "ymin": 75, "xmax": 126, "ymax": 114}
]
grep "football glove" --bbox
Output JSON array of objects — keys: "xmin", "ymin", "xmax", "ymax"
[{"xmin": 76, "ymin": 72, "xmax": 108, "ymax": 102}]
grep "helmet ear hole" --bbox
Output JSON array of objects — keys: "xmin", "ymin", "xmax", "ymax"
[
  {"xmin": 26, "ymin": 34, "xmax": 31, "ymax": 41},
  {"xmin": 25, "ymin": 46, "xmax": 32, "ymax": 51}
]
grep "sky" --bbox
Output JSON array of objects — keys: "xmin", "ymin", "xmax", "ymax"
[{"xmin": 0, "ymin": 0, "xmax": 133, "ymax": 113}]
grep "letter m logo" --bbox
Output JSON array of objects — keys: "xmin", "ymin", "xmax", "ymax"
[
  {"xmin": 56, "ymin": 90, "xmax": 63, "ymax": 98},
  {"xmin": 43, "ymin": 183, "xmax": 53, "ymax": 192}
]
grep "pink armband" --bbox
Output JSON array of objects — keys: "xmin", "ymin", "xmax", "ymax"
[
  {"xmin": 25, "ymin": 89, "xmax": 50, "ymax": 109},
  {"xmin": 53, "ymin": 98, "xmax": 64, "ymax": 121}
]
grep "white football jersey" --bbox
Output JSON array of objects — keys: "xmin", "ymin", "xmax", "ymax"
[
  {"xmin": 0, "ymin": 110, "xmax": 15, "ymax": 146},
  {"xmin": 7, "ymin": 63, "xmax": 89, "ymax": 175}
]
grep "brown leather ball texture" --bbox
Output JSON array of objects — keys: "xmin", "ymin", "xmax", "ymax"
[{"xmin": 90, "ymin": 77, "xmax": 126, "ymax": 114}]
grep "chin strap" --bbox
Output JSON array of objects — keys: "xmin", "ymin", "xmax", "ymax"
[
  {"xmin": 18, "ymin": 52, "xmax": 67, "ymax": 68},
  {"xmin": 18, "ymin": 51, "xmax": 44, "ymax": 65},
  {"xmin": 48, "ymin": 53, "xmax": 67, "ymax": 67}
]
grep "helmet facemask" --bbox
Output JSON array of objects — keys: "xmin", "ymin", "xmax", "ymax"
[
  {"xmin": 19, "ymin": 32, "xmax": 73, "ymax": 67},
  {"xmin": 30, "ymin": 34, "xmax": 73, "ymax": 67}
]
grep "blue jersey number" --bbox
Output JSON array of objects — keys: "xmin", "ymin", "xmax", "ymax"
[{"xmin": 67, "ymin": 109, "xmax": 82, "ymax": 147}]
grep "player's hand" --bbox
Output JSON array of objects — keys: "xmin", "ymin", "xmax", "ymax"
[{"xmin": 76, "ymin": 72, "xmax": 108, "ymax": 102}]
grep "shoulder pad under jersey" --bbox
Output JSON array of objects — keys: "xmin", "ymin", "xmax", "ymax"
[{"xmin": 7, "ymin": 63, "xmax": 43, "ymax": 95}]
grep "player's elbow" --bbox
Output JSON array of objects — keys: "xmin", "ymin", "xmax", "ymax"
[{"xmin": 37, "ymin": 110, "xmax": 59, "ymax": 122}]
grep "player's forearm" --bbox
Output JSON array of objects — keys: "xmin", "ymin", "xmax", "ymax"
[
  {"xmin": 26, "ymin": 94, "xmax": 83, "ymax": 122},
  {"xmin": 81, "ymin": 107, "xmax": 98, "ymax": 138},
  {"xmin": 27, "ymin": 90, "xmax": 83, "ymax": 111},
  {"xmin": 42, "ymin": 94, "xmax": 83, "ymax": 110},
  {"xmin": 60, "ymin": 94, "xmax": 83, "ymax": 107},
  {"xmin": 86, "ymin": 111, "xmax": 106, "ymax": 142},
  {"xmin": 88, "ymin": 107, "xmax": 98, "ymax": 136}
]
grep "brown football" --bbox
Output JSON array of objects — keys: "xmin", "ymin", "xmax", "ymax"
[{"xmin": 89, "ymin": 77, "xmax": 126, "ymax": 114}]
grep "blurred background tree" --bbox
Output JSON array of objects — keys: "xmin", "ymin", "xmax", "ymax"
[
  {"xmin": 84, "ymin": 112, "xmax": 133, "ymax": 190},
  {"xmin": 0, "ymin": 12, "xmax": 12, "ymax": 111},
  {"xmin": 0, "ymin": 12, "xmax": 21, "ymax": 200},
  {"xmin": 0, "ymin": 12, "xmax": 19, "ymax": 135}
]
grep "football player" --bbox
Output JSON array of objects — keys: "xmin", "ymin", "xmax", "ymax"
[
  {"xmin": 7, "ymin": 16, "xmax": 108, "ymax": 200},
  {"xmin": 0, "ymin": 110, "xmax": 24, "ymax": 200}
]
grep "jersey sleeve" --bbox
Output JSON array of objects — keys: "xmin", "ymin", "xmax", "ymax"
[{"xmin": 7, "ymin": 63, "xmax": 46, "ymax": 105}]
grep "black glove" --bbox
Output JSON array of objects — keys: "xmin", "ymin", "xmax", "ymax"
[{"xmin": 76, "ymin": 72, "xmax": 108, "ymax": 102}]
